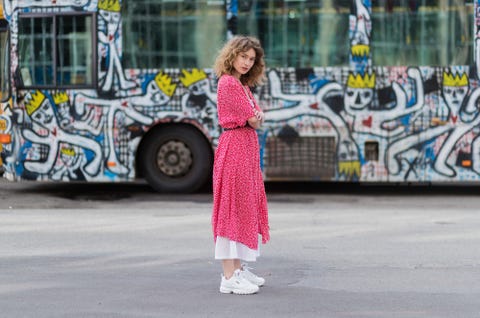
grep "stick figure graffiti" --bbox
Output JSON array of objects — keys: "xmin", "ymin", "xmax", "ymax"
[
  {"xmin": 340, "ymin": 68, "xmax": 425, "ymax": 180},
  {"xmin": 387, "ymin": 70, "xmax": 480, "ymax": 178},
  {"xmin": 51, "ymin": 145, "xmax": 84, "ymax": 181},
  {"xmin": 266, "ymin": 70, "xmax": 361, "ymax": 180},
  {"xmin": 21, "ymin": 90, "xmax": 103, "ymax": 177},
  {"xmin": 344, "ymin": 68, "xmax": 425, "ymax": 138},
  {"xmin": 73, "ymin": 71, "xmax": 178, "ymax": 175},
  {"xmin": 350, "ymin": 0, "xmax": 371, "ymax": 70},
  {"xmin": 180, "ymin": 69, "xmax": 219, "ymax": 137},
  {"xmin": 54, "ymin": 91, "xmax": 103, "ymax": 135},
  {"xmin": 434, "ymin": 71, "xmax": 480, "ymax": 176},
  {"xmin": 98, "ymin": 0, "xmax": 136, "ymax": 94}
]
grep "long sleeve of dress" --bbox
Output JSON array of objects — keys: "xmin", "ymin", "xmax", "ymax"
[{"xmin": 217, "ymin": 75, "xmax": 256, "ymax": 129}]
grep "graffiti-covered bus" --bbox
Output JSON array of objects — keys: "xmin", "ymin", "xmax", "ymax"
[{"xmin": 0, "ymin": 0, "xmax": 479, "ymax": 193}]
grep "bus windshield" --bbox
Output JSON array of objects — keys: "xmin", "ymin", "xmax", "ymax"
[{"xmin": 0, "ymin": 21, "xmax": 9, "ymax": 102}]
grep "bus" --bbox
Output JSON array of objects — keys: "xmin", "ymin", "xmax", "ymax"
[{"xmin": 0, "ymin": 0, "xmax": 479, "ymax": 193}]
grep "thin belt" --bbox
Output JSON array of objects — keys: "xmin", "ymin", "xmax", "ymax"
[{"xmin": 223, "ymin": 124, "xmax": 248, "ymax": 131}]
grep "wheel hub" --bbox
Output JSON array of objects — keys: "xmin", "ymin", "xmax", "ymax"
[{"xmin": 156, "ymin": 141, "xmax": 193, "ymax": 177}]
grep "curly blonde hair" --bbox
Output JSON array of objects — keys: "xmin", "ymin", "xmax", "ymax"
[{"xmin": 213, "ymin": 35, "xmax": 266, "ymax": 87}]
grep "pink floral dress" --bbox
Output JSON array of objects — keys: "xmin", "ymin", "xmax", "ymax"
[{"xmin": 212, "ymin": 74, "xmax": 270, "ymax": 251}]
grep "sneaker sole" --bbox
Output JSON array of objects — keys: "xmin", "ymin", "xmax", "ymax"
[{"xmin": 219, "ymin": 287, "xmax": 259, "ymax": 295}]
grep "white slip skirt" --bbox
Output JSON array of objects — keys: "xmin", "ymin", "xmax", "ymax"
[{"xmin": 214, "ymin": 236, "xmax": 260, "ymax": 262}]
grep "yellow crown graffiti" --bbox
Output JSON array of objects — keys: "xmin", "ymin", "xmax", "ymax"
[
  {"xmin": 338, "ymin": 161, "xmax": 361, "ymax": 180},
  {"xmin": 53, "ymin": 92, "xmax": 69, "ymax": 105},
  {"xmin": 98, "ymin": 0, "xmax": 121, "ymax": 12},
  {"xmin": 60, "ymin": 146, "xmax": 76, "ymax": 157},
  {"xmin": 351, "ymin": 44, "xmax": 370, "ymax": 58},
  {"xmin": 347, "ymin": 72, "xmax": 375, "ymax": 89},
  {"xmin": 180, "ymin": 69, "xmax": 207, "ymax": 87},
  {"xmin": 443, "ymin": 72, "xmax": 468, "ymax": 87},
  {"xmin": 155, "ymin": 72, "xmax": 177, "ymax": 97},
  {"xmin": 25, "ymin": 90, "xmax": 46, "ymax": 116}
]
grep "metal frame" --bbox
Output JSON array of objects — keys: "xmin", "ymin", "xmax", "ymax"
[
  {"xmin": 0, "ymin": 19, "xmax": 11, "ymax": 102},
  {"xmin": 16, "ymin": 11, "xmax": 98, "ymax": 90}
]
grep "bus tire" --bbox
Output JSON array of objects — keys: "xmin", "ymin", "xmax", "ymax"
[{"xmin": 139, "ymin": 125, "xmax": 213, "ymax": 193}]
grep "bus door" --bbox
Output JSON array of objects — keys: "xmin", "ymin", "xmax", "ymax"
[{"xmin": 0, "ymin": 16, "xmax": 12, "ymax": 171}]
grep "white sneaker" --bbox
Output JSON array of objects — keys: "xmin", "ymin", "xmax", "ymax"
[
  {"xmin": 241, "ymin": 264, "xmax": 265, "ymax": 287},
  {"xmin": 219, "ymin": 269, "xmax": 259, "ymax": 295}
]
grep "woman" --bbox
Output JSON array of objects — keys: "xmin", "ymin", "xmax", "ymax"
[{"xmin": 212, "ymin": 36, "xmax": 270, "ymax": 295}]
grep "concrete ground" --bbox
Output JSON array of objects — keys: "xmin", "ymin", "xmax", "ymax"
[{"xmin": 0, "ymin": 180, "xmax": 479, "ymax": 317}]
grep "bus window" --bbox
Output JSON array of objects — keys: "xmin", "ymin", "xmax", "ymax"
[
  {"xmin": 364, "ymin": 141, "xmax": 379, "ymax": 162},
  {"xmin": 237, "ymin": 0, "xmax": 350, "ymax": 68},
  {"xmin": 122, "ymin": 0, "xmax": 225, "ymax": 69},
  {"xmin": 57, "ymin": 15, "xmax": 94, "ymax": 86},
  {"xmin": 372, "ymin": 0, "xmax": 474, "ymax": 66},
  {"xmin": 18, "ymin": 13, "xmax": 95, "ymax": 88},
  {"xmin": 19, "ymin": 16, "xmax": 54, "ymax": 86},
  {"xmin": 0, "ymin": 20, "xmax": 9, "ymax": 102}
]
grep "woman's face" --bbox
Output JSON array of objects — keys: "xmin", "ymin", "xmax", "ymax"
[{"xmin": 232, "ymin": 48, "xmax": 256, "ymax": 78}]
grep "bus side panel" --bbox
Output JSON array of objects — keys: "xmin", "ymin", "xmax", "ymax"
[
  {"xmin": 380, "ymin": 65, "xmax": 478, "ymax": 184},
  {"xmin": 259, "ymin": 65, "xmax": 480, "ymax": 184},
  {"xmin": 3, "ymin": 3, "xmax": 219, "ymax": 184}
]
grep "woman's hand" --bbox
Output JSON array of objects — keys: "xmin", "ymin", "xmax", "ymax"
[
  {"xmin": 255, "ymin": 110, "xmax": 265, "ymax": 123},
  {"xmin": 248, "ymin": 110, "xmax": 265, "ymax": 129},
  {"xmin": 248, "ymin": 114, "xmax": 261, "ymax": 129}
]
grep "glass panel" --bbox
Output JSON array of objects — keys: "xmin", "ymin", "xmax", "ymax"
[
  {"xmin": 0, "ymin": 26, "xmax": 9, "ymax": 101},
  {"xmin": 122, "ymin": 0, "xmax": 226, "ymax": 69},
  {"xmin": 372, "ymin": 0, "xmax": 474, "ymax": 66},
  {"xmin": 18, "ymin": 17, "xmax": 54, "ymax": 86},
  {"xmin": 57, "ymin": 15, "xmax": 93, "ymax": 85},
  {"xmin": 237, "ymin": 0, "xmax": 350, "ymax": 68}
]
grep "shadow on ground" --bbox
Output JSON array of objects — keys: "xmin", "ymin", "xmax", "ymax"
[{"xmin": 2, "ymin": 179, "xmax": 480, "ymax": 203}]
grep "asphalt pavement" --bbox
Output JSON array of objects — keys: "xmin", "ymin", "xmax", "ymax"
[{"xmin": 0, "ymin": 180, "xmax": 480, "ymax": 317}]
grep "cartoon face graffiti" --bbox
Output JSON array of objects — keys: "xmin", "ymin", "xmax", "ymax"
[
  {"xmin": 344, "ymin": 72, "xmax": 375, "ymax": 114},
  {"xmin": 338, "ymin": 139, "xmax": 360, "ymax": 162},
  {"xmin": 25, "ymin": 91, "xmax": 55, "ymax": 127},
  {"xmin": 53, "ymin": 92, "xmax": 71, "ymax": 122},
  {"xmin": 180, "ymin": 69, "xmax": 210, "ymax": 95},
  {"xmin": 345, "ymin": 87, "xmax": 374, "ymax": 111},
  {"xmin": 442, "ymin": 72, "xmax": 469, "ymax": 116},
  {"xmin": 145, "ymin": 81, "xmax": 166, "ymax": 104},
  {"xmin": 146, "ymin": 82, "xmax": 169, "ymax": 104},
  {"xmin": 100, "ymin": 10, "xmax": 121, "ymax": 35},
  {"xmin": 59, "ymin": 145, "xmax": 77, "ymax": 167},
  {"xmin": 350, "ymin": 0, "xmax": 371, "ymax": 61},
  {"xmin": 338, "ymin": 139, "xmax": 361, "ymax": 178},
  {"xmin": 98, "ymin": 0, "xmax": 121, "ymax": 36},
  {"xmin": 32, "ymin": 102, "xmax": 55, "ymax": 126},
  {"xmin": 148, "ymin": 72, "xmax": 177, "ymax": 104},
  {"xmin": 186, "ymin": 79, "xmax": 210, "ymax": 96},
  {"xmin": 56, "ymin": 101, "xmax": 70, "ymax": 119}
]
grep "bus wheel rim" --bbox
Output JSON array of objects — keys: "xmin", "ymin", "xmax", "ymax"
[{"xmin": 156, "ymin": 140, "xmax": 193, "ymax": 177}]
